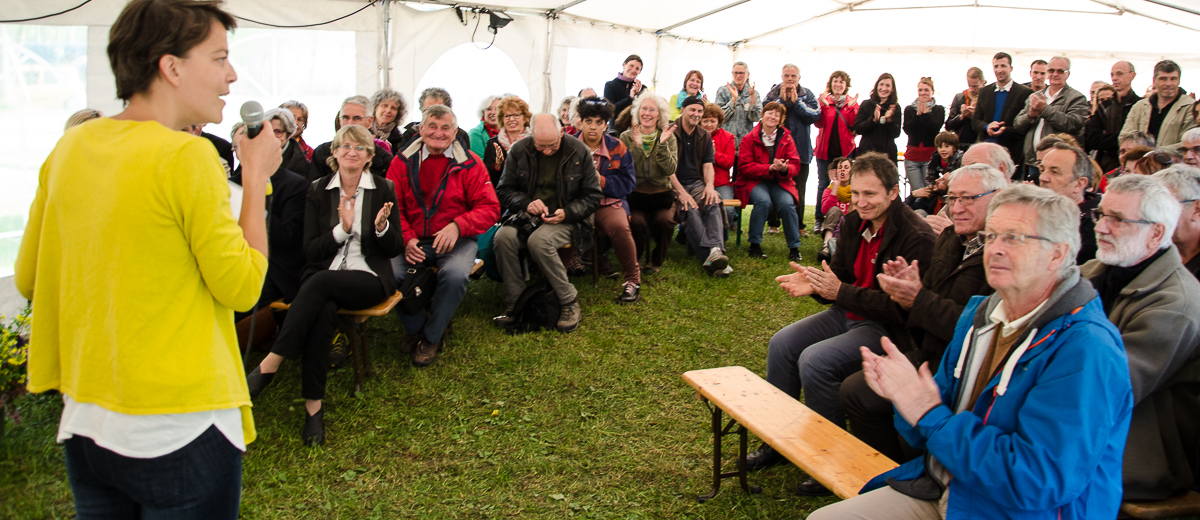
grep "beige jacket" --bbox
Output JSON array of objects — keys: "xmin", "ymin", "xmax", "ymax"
[{"xmin": 1119, "ymin": 93, "xmax": 1196, "ymax": 147}]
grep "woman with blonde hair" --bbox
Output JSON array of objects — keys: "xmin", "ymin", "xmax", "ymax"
[{"xmin": 620, "ymin": 94, "xmax": 679, "ymax": 272}]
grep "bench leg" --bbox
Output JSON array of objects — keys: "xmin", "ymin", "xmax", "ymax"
[{"xmin": 698, "ymin": 402, "xmax": 761, "ymax": 503}]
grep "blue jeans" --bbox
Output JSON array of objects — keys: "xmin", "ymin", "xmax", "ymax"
[
  {"xmin": 748, "ymin": 181, "xmax": 800, "ymax": 248},
  {"xmin": 766, "ymin": 306, "xmax": 887, "ymax": 426},
  {"xmin": 392, "ymin": 237, "xmax": 478, "ymax": 343},
  {"xmin": 904, "ymin": 159, "xmax": 929, "ymax": 191},
  {"xmin": 815, "ymin": 158, "xmax": 832, "ymax": 228},
  {"xmin": 65, "ymin": 425, "xmax": 242, "ymax": 520}
]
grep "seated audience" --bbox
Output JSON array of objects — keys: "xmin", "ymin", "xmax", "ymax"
[
  {"xmin": 673, "ymin": 96, "xmax": 731, "ymax": 276},
  {"xmin": 187, "ymin": 123, "xmax": 234, "ymax": 172},
  {"xmin": 558, "ymin": 96, "xmax": 577, "ymax": 135},
  {"xmin": 398, "ymin": 87, "xmax": 471, "ymax": 151},
  {"xmin": 484, "ymin": 96, "xmax": 533, "ymax": 187},
  {"xmin": 737, "ymin": 101, "xmax": 803, "ymax": 261},
  {"xmin": 246, "ymin": 125, "xmax": 404, "ymax": 446},
  {"xmin": 840, "ymin": 164, "xmax": 1002, "ymax": 463},
  {"xmin": 819, "ymin": 156, "xmax": 852, "ymax": 247},
  {"xmin": 753, "ymin": 153, "xmax": 935, "ymax": 495},
  {"xmin": 387, "ymin": 105, "xmax": 499, "ymax": 366},
  {"xmin": 923, "ymin": 142, "xmax": 1014, "ymax": 235},
  {"xmin": 926, "ymin": 131, "xmax": 963, "ymax": 185},
  {"xmin": 811, "ymin": 183, "xmax": 1132, "ymax": 520},
  {"xmin": 904, "ymin": 172, "xmax": 946, "ymax": 216},
  {"xmin": 1181, "ymin": 127, "xmax": 1200, "ymax": 168},
  {"xmin": 1038, "ymin": 141, "xmax": 1100, "ymax": 263},
  {"xmin": 369, "ymin": 88, "xmax": 407, "ymax": 153},
  {"xmin": 620, "ymin": 94, "xmax": 679, "ymax": 273},
  {"xmin": 700, "ymin": 103, "xmax": 737, "ymax": 235},
  {"xmin": 266, "ymin": 107, "xmax": 308, "ymax": 175},
  {"xmin": 572, "ymin": 97, "xmax": 641, "ymax": 302},
  {"xmin": 492, "ymin": 115, "xmax": 601, "ymax": 332},
  {"xmin": 1154, "ymin": 165, "xmax": 1200, "ymax": 279},
  {"xmin": 309, "ymin": 95, "xmax": 394, "ymax": 181},
  {"xmin": 1082, "ymin": 174, "xmax": 1200, "ymax": 501},
  {"xmin": 469, "ymin": 95, "xmax": 503, "ymax": 158},
  {"xmin": 280, "ymin": 99, "xmax": 314, "ymax": 160},
  {"xmin": 764, "ymin": 64, "xmax": 821, "ymax": 239},
  {"xmin": 901, "ymin": 77, "xmax": 946, "ymax": 191}
]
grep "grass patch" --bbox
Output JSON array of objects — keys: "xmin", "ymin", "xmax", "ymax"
[{"xmin": 1, "ymin": 210, "xmax": 843, "ymax": 519}]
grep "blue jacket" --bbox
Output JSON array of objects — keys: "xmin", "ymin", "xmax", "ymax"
[
  {"xmin": 573, "ymin": 132, "xmax": 635, "ymax": 215},
  {"xmin": 864, "ymin": 270, "xmax": 1132, "ymax": 519},
  {"xmin": 765, "ymin": 83, "xmax": 820, "ymax": 163}
]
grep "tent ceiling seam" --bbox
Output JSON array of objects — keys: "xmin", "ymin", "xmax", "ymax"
[
  {"xmin": 656, "ymin": 0, "xmax": 754, "ymax": 33},
  {"xmin": 1087, "ymin": 0, "xmax": 1200, "ymax": 32}
]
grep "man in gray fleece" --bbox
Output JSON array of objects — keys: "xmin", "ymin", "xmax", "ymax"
[{"xmin": 1081, "ymin": 174, "xmax": 1200, "ymax": 500}]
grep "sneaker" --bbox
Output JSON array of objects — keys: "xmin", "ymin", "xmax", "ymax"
[
  {"xmin": 713, "ymin": 265, "xmax": 733, "ymax": 278},
  {"xmin": 747, "ymin": 243, "xmax": 767, "ymax": 259},
  {"xmin": 788, "ymin": 248, "xmax": 802, "ymax": 262},
  {"xmin": 412, "ymin": 338, "xmax": 441, "ymax": 367},
  {"xmin": 703, "ymin": 247, "xmax": 729, "ymax": 274},
  {"xmin": 616, "ymin": 282, "xmax": 640, "ymax": 304},
  {"xmin": 493, "ymin": 306, "xmax": 517, "ymax": 327},
  {"xmin": 767, "ymin": 226, "xmax": 781, "ymax": 234},
  {"xmin": 557, "ymin": 299, "xmax": 581, "ymax": 333},
  {"xmin": 328, "ymin": 332, "xmax": 349, "ymax": 369}
]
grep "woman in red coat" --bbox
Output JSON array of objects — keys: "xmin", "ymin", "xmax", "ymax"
[
  {"xmin": 701, "ymin": 103, "xmax": 738, "ymax": 234},
  {"xmin": 736, "ymin": 102, "xmax": 803, "ymax": 262},
  {"xmin": 813, "ymin": 71, "xmax": 859, "ymax": 231}
]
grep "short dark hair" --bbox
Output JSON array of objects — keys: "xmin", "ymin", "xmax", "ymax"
[
  {"xmin": 850, "ymin": 152, "xmax": 899, "ymax": 192},
  {"xmin": 108, "ymin": 0, "xmax": 236, "ymax": 101},
  {"xmin": 1030, "ymin": 59, "xmax": 1048, "ymax": 67},
  {"xmin": 575, "ymin": 96, "xmax": 614, "ymax": 122},
  {"xmin": 1154, "ymin": 60, "xmax": 1181, "ymax": 77},
  {"xmin": 993, "ymin": 52, "xmax": 1013, "ymax": 66},
  {"xmin": 419, "ymin": 87, "xmax": 452, "ymax": 109},
  {"xmin": 934, "ymin": 131, "xmax": 959, "ymax": 149},
  {"xmin": 623, "ymin": 54, "xmax": 643, "ymax": 67}
]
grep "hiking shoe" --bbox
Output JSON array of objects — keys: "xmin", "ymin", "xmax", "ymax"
[
  {"xmin": 616, "ymin": 282, "xmax": 640, "ymax": 304},
  {"xmin": 302, "ymin": 407, "xmax": 325, "ymax": 447},
  {"xmin": 557, "ymin": 299, "xmax": 581, "ymax": 333},
  {"xmin": 399, "ymin": 333, "xmax": 421, "ymax": 354},
  {"xmin": 493, "ymin": 306, "xmax": 516, "ymax": 327},
  {"xmin": 703, "ymin": 247, "xmax": 729, "ymax": 274},
  {"xmin": 767, "ymin": 226, "xmax": 781, "ymax": 234},
  {"xmin": 412, "ymin": 338, "xmax": 441, "ymax": 367},
  {"xmin": 747, "ymin": 243, "xmax": 767, "ymax": 259},
  {"xmin": 714, "ymin": 265, "xmax": 733, "ymax": 278},
  {"xmin": 788, "ymin": 248, "xmax": 802, "ymax": 262},
  {"xmin": 328, "ymin": 332, "xmax": 349, "ymax": 369}
]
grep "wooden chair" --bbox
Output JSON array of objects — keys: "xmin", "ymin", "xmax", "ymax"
[
  {"xmin": 1120, "ymin": 491, "xmax": 1200, "ymax": 519},
  {"xmin": 270, "ymin": 291, "xmax": 402, "ymax": 393},
  {"xmin": 682, "ymin": 366, "xmax": 897, "ymax": 501}
]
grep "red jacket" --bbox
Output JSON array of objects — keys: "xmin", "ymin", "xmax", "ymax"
[
  {"xmin": 734, "ymin": 123, "xmax": 801, "ymax": 206},
  {"xmin": 386, "ymin": 140, "xmax": 500, "ymax": 244},
  {"xmin": 813, "ymin": 96, "xmax": 859, "ymax": 161},
  {"xmin": 711, "ymin": 128, "xmax": 736, "ymax": 187}
]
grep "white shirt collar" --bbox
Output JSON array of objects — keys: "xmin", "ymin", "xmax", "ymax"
[
  {"xmin": 989, "ymin": 298, "xmax": 1048, "ymax": 336},
  {"xmin": 325, "ymin": 171, "xmax": 376, "ymax": 191},
  {"xmin": 996, "ymin": 80, "xmax": 1013, "ymax": 93}
]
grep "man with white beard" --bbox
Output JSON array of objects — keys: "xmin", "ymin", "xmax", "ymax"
[{"xmin": 1080, "ymin": 174, "xmax": 1200, "ymax": 501}]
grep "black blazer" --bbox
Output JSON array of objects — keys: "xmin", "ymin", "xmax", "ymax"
[
  {"xmin": 970, "ymin": 82, "xmax": 1033, "ymax": 167},
  {"xmin": 302, "ymin": 173, "xmax": 405, "ymax": 295},
  {"xmin": 231, "ymin": 165, "xmax": 308, "ymax": 300},
  {"xmin": 280, "ymin": 139, "xmax": 310, "ymax": 178},
  {"xmin": 308, "ymin": 141, "xmax": 394, "ymax": 182},
  {"xmin": 853, "ymin": 98, "xmax": 903, "ymax": 162}
]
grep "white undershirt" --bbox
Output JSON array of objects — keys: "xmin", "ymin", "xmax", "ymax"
[
  {"xmin": 1033, "ymin": 87, "xmax": 1062, "ymax": 146},
  {"xmin": 326, "ymin": 172, "xmax": 388, "ymax": 275},
  {"xmin": 57, "ymin": 394, "xmax": 245, "ymax": 458}
]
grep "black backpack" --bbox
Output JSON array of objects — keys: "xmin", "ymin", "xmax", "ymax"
[{"xmin": 504, "ymin": 280, "xmax": 560, "ymax": 334}]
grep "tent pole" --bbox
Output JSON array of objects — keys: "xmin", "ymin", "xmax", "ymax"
[
  {"xmin": 543, "ymin": 13, "xmax": 555, "ymax": 113},
  {"xmin": 380, "ymin": 0, "xmax": 392, "ymax": 89},
  {"xmin": 652, "ymin": 35, "xmax": 662, "ymax": 94}
]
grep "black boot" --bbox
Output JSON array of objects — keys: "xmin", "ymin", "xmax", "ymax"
[
  {"xmin": 302, "ymin": 407, "xmax": 325, "ymax": 447},
  {"xmin": 745, "ymin": 443, "xmax": 786, "ymax": 471},
  {"xmin": 747, "ymin": 243, "xmax": 767, "ymax": 260},
  {"xmin": 246, "ymin": 366, "xmax": 275, "ymax": 400}
]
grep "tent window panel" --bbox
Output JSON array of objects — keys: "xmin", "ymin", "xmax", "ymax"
[
  {"xmin": 412, "ymin": 43, "xmax": 531, "ymax": 131},
  {"xmin": 0, "ymin": 25, "xmax": 87, "ymax": 277}
]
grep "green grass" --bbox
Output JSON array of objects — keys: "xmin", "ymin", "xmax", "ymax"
[{"xmin": 1, "ymin": 210, "xmax": 841, "ymax": 519}]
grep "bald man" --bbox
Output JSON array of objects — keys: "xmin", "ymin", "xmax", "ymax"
[{"xmin": 493, "ymin": 114, "xmax": 602, "ymax": 333}]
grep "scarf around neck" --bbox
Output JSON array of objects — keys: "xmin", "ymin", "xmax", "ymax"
[
  {"xmin": 497, "ymin": 127, "xmax": 531, "ymax": 151},
  {"xmin": 370, "ymin": 119, "xmax": 397, "ymax": 140}
]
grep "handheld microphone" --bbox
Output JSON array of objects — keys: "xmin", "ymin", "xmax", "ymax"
[{"xmin": 240, "ymin": 101, "xmax": 264, "ymax": 139}]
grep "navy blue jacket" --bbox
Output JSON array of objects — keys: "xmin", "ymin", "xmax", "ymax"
[{"xmin": 764, "ymin": 83, "xmax": 820, "ymax": 163}]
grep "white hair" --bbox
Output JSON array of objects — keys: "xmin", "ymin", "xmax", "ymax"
[
  {"xmin": 987, "ymin": 183, "xmax": 1081, "ymax": 275},
  {"xmin": 1153, "ymin": 164, "xmax": 1200, "ymax": 201},
  {"xmin": 1108, "ymin": 174, "xmax": 1181, "ymax": 249},
  {"xmin": 947, "ymin": 164, "xmax": 1008, "ymax": 193}
]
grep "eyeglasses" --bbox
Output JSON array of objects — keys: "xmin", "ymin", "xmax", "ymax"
[
  {"xmin": 503, "ymin": 114, "xmax": 524, "ymax": 120},
  {"xmin": 340, "ymin": 115, "xmax": 368, "ymax": 123},
  {"xmin": 1181, "ymin": 146, "xmax": 1200, "ymax": 156},
  {"xmin": 272, "ymin": 129, "xmax": 287, "ymax": 137},
  {"xmin": 944, "ymin": 189, "xmax": 998, "ymax": 207},
  {"xmin": 338, "ymin": 143, "xmax": 368, "ymax": 152},
  {"xmin": 1046, "ymin": 68, "xmax": 1068, "ymax": 74},
  {"xmin": 1180, "ymin": 198, "xmax": 1199, "ymax": 204},
  {"xmin": 1089, "ymin": 208, "xmax": 1154, "ymax": 226},
  {"xmin": 977, "ymin": 231, "xmax": 1055, "ymax": 247}
]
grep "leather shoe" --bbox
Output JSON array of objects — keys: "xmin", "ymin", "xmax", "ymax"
[
  {"xmin": 412, "ymin": 338, "xmax": 441, "ymax": 367},
  {"xmin": 795, "ymin": 478, "xmax": 832, "ymax": 496},
  {"xmin": 745, "ymin": 443, "xmax": 786, "ymax": 471},
  {"xmin": 399, "ymin": 333, "xmax": 421, "ymax": 354},
  {"xmin": 302, "ymin": 407, "xmax": 325, "ymax": 446},
  {"xmin": 246, "ymin": 366, "xmax": 274, "ymax": 400},
  {"xmin": 747, "ymin": 243, "xmax": 767, "ymax": 260}
]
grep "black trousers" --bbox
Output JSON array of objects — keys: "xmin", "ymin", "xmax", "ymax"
[
  {"xmin": 270, "ymin": 270, "xmax": 386, "ymax": 400},
  {"xmin": 839, "ymin": 349, "xmax": 927, "ymax": 464}
]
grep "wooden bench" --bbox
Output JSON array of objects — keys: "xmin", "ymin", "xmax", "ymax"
[
  {"xmin": 270, "ymin": 290, "xmax": 402, "ymax": 393},
  {"xmin": 682, "ymin": 366, "xmax": 898, "ymax": 502},
  {"xmin": 723, "ymin": 199, "xmax": 746, "ymax": 247},
  {"xmin": 1120, "ymin": 491, "xmax": 1200, "ymax": 519}
]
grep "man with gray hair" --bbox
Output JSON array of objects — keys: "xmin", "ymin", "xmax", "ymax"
[
  {"xmin": 765, "ymin": 63, "xmax": 820, "ymax": 237},
  {"xmin": 924, "ymin": 142, "xmax": 1013, "ymax": 235},
  {"xmin": 310, "ymin": 95, "xmax": 393, "ymax": 180},
  {"xmin": 1154, "ymin": 164, "xmax": 1200, "ymax": 279},
  {"xmin": 493, "ymin": 114, "xmax": 602, "ymax": 333},
  {"xmin": 1039, "ymin": 141, "xmax": 1101, "ymax": 263},
  {"xmin": 399, "ymin": 87, "xmax": 472, "ymax": 152},
  {"xmin": 1013, "ymin": 56, "xmax": 1089, "ymax": 181},
  {"xmin": 812, "ymin": 183, "xmax": 1132, "ymax": 519},
  {"xmin": 386, "ymin": 104, "xmax": 500, "ymax": 366},
  {"xmin": 1081, "ymin": 173, "xmax": 1200, "ymax": 500},
  {"xmin": 1180, "ymin": 127, "xmax": 1200, "ymax": 168},
  {"xmin": 840, "ymin": 164, "xmax": 1001, "ymax": 463},
  {"xmin": 714, "ymin": 61, "xmax": 762, "ymax": 143}
]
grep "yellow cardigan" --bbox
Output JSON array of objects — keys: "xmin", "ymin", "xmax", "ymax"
[{"xmin": 15, "ymin": 119, "xmax": 267, "ymax": 443}]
